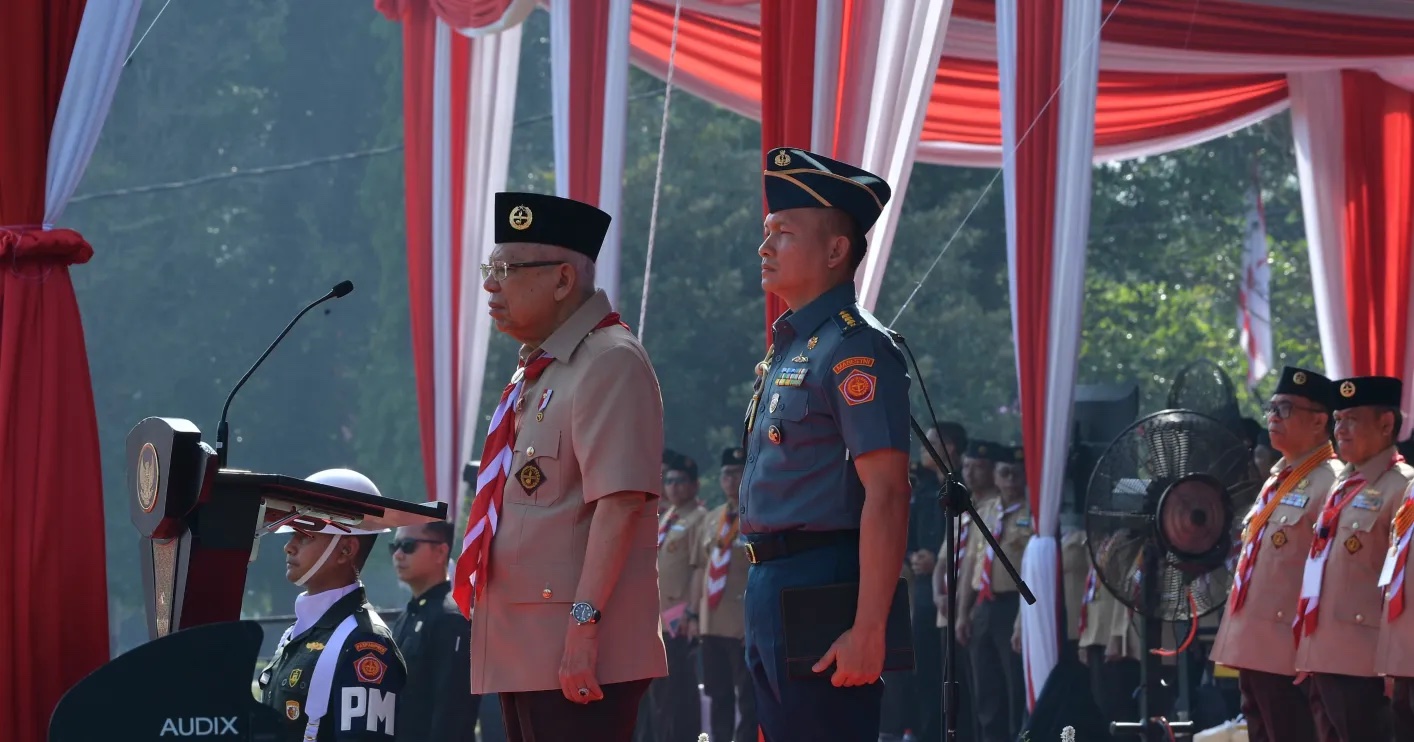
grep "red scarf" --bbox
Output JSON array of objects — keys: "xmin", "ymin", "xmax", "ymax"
[{"xmin": 453, "ymin": 312, "xmax": 625, "ymax": 617}]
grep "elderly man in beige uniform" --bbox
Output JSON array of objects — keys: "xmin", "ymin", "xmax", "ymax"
[
  {"xmin": 1294, "ymin": 375, "xmax": 1412, "ymax": 741},
  {"xmin": 1210, "ymin": 366, "xmax": 1338, "ymax": 742},
  {"xmin": 454, "ymin": 191, "xmax": 668, "ymax": 742}
]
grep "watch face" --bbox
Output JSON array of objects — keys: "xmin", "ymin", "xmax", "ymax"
[{"xmin": 572, "ymin": 603, "xmax": 594, "ymax": 623}]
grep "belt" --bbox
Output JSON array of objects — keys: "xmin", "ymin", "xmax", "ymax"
[{"xmin": 744, "ymin": 529, "xmax": 860, "ymax": 564}]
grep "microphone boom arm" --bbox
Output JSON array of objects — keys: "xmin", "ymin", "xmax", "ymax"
[{"xmin": 215, "ymin": 280, "xmax": 353, "ymax": 469}]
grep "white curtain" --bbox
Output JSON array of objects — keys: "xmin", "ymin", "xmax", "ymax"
[
  {"xmin": 1288, "ymin": 71, "xmax": 1353, "ymax": 381},
  {"xmin": 456, "ymin": 26, "xmax": 524, "ymax": 524},
  {"xmin": 997, "ymin": 0, "xmax": 1100, "ymax": 708},
  {"xmin": 550, "ymin": 0, "xmax": 632, "ymax": 309},
  {"xmin": 431, "ymin": 21, "xmax": 458, "ymax": 514},
  {"xmin": 854, "ymin": 0, "xmax": 954, "ymax": 312},
  {"xmin": 45, "ymin": 0, "xmax": 144, "ymax": 224}
]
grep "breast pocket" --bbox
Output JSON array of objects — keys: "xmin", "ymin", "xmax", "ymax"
[
  {"xmin": 513, "ymin": 431, "xmax": 563, "ymax": 508},
  {"xmin": 765, "ymin": 388, "xmax": 813, "ymax": 470}
]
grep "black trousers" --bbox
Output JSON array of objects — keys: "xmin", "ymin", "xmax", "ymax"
[
  {"xmin": 910, "ymin": 612, "xmax": 942, "ymax": 742},
  {"xmin": 647, "ymin": 634, "xmax": 701, "ymax": 742},
  {"xmin": 701, "ymin": 635, "xmax": 756, "ymax": 742},
  {"xmin": 968, "ymin": 593, "xmax": 1024, "ymax": 742},
  {"xmin": 499, "ymin": 679, "xmax": 652, "ymax": 742},
  {"xmin": 1308, "ymin": 672, "xmax": 1391, "ymax": 742},
  {"xmin": 1237, "ymin": 668, "xmax": 1316, "ymax": 742},
  {"xmin": 1085, "ymin": 646, "xmax": 1140, "ymax": 729},
  {"xmin": 1393, "ymin": 677, "xmax": 1414, "ymax": 742}
]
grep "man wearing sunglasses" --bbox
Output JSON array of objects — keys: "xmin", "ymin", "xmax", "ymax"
[
  {"xmin": 457, "ymin": 192, "xmax": 667, "ymax": 742},
  {"xmin": 1211, "ymin": 366, "xmax": 1338, "ymax": 742},
  {"xmin": 390, "ymin": 520, "xmax": 494, "ymax": 742}
]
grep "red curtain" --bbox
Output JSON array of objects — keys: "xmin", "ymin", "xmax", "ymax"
[
  {"xmin": 1341, "ymin": 71, "xmax": 1414, "ymax": 380},
  {"xmin": 757, "ymin": 0, "xmax": 817, "ymax": 345},
  {"xmin": 952, "ymin": 0, "xmax": 1414, "ymax": 56},
  {"xmin": 0, "ymin": 1, "xmax": 110, "ymax": 739},
  {"xmin": 566, "ymin": 0, "xmax": 614, "ymax": 207}
]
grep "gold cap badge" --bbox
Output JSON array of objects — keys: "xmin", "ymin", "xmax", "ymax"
[
  {"xmin": 509, "ymin": 204, "xmax": 533, "ymax": 230},
  {"xmin": 773, "ymin": 150, "xmax": 791, "ymax": 167},
  {"xmin": 1293, "ymin": 371, "xmax": 1307, "ymax": 385},
  {"xmin": 1341, "ymin": 380, "xmax": 1356, "ymax": 398}
]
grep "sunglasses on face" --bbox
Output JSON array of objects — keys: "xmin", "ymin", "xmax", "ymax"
[
  {"xmin": 1265, "ymin": 400, "xmax": 1323, "ymax": 420},
  {"xmin": 388, "ymin": 538, "xmax": 442, "ymax": 555}
]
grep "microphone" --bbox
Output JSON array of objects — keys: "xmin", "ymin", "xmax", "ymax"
[{"xmin": 215, "ymin": 280, "xmax": 355, "ymax": 469}]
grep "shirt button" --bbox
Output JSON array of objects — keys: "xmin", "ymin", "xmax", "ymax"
[
  {"xmin": 1352, "ymin": 522, "xmax": 1359, "ymax": 529},
  {"xmin": 1276, "ymin": 610, "xmax": 1284, "ymax": 619},
  {"xmin": 1278, "ymin": 516, "xmax": 1288, "ymax": 524},
  {"xmin": 738, "ymin": 507, "xmax": 745, "ymax": 515},
  {"xmin": 1356, "ymin": 613, "xmax": 1365, "ymax": 623},
  {"xmin": 527, "ymin": 446, "xmax": 536, "ymax": 458}
]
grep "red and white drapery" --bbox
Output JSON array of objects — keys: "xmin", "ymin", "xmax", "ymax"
[
  {"xmin": 0, "ymin": 0, "xmax": 141, "ymax": 736},
  {"xmin": 379, "ymin": 0, "xmax": 1414, "ymax": 711},
  {"xmin": 376, "ymin": 0, "xmax": 524, "ymax": 522}
]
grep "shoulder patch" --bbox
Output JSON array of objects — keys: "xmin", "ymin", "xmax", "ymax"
[
  {"xmin": 832, "ymin": 308, "xmax": 865, "ymax": 335},
  {"xmin": 832, "ymin": 356, "xmax": 875, "ymax": 374},
  {"xmin": 838, "ymin": 369, "xmax": 877, "ymax": 406},
  {"xmin": 354, "ymin": 653, "xmax": 388, "ymax": 684},
  {"xmin": 354, "ymin": 640, "xmax": 388, "ymax": 654}
]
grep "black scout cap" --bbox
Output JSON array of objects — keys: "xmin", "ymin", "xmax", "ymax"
[
  {"xmin": 494, "ymin": 191, "xmax": 611, "ymax": 261},
  {"xmin": 763, "ymin": 147, "xmax": 892, "ymax": 235},
  {"xmin": 720, "ymin": 447, "xmax": 746, "ymax": 467},
  {"xmin": 1332, "ymin": 376, "xmax": 1403, "ymax": 411},
  {"xmin": 1273, "ymin": 366, "xmax": 1335, "ymax": 410}
]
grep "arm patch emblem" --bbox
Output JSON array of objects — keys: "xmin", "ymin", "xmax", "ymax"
[
  {"xmin": 832, "ymin": 356, "xmax": 875, "ymax": 374},
  {"xmin": 838, "ymin": 370, "xmax": 877, "ymax": 406},
  {"xmin": 354, "ymin": 653, "xmax": 387, "ymax": 684}
]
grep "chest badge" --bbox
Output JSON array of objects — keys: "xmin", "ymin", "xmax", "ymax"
[
  {"xmin": 288, "ymin": 668, "xmax": 302, "ymax": 687},
  {"xmin": 1271, "ymin": 530, "xmax": 1288, "ymax": 548},
  {"xmin": 768, "ymin": 393, "xmax": 780, "ymax": 414},
  {"xmin": 768, "ymin": 425, "xmax": 782, "ymax": 444},
  {"xmin": 518, "ymin": 461, "xmax": 545, "ymax": 493},
  {"xmin": 537, "ymin": 389, "xmax": 553, "ymax": 422},
  {"xmin": 1345, "ymin": 534, "xmax": 1363, "ymax": 554},
  {"xmin": 792, "ymin": 355, "xmax": 808, "ymax": 363},
  {"xmin": 305, "ymin": 641, "xmax": 324, "ymax": 651},
  {"xmin": 285, "ymin": 700, "xmax": 300, "ymax": 721},
  {"xmin": 775, "ymin": 368, "xmax": 808, "ymax": 387},
  {"xmin": 807, "ymin": 336, "xmax": 818, "ymax": 350}
]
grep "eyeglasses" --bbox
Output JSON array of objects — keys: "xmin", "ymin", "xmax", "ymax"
[
  {"xmin": 1265, "ymin": 400, "xmax": 1323, "ymax": 420},
  {"xmin": 663, "ymin": 476, "xmax": 692, "ymax": 485},
  {"xmin": 479, "ymin": 260, "xmax": 566, "ymax": 282},
  {"xmin": 387, "ymin": 538, "xmax": 443, "ymax": 555}
]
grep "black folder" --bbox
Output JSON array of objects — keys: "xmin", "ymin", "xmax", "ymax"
[{"xmin": 780, "ymin": 577, "xmax": 915, "ymax": 680}]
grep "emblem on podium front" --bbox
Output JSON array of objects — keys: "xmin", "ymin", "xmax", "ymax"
[{"xmin": 137, "ymin": 442, "xmax": 160, "ymax": 513}]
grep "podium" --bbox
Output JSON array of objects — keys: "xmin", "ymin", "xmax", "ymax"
[
  {"xmin": 47, "ymin": 417, "xmax": 447, "ymax": 740},
  {"xmin": 125, "ymin": 416, "xmax": 447, "ymax": 639}
]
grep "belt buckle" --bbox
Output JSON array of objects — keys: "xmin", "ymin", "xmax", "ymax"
[{"xmin": 745, "ymin": 542, "xmax": 760, "ymax": 565}]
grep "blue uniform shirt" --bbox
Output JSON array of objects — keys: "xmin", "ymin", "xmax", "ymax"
[{"xmin": 740, "ymin": 282, "xmax": 912, "ymax": 534}]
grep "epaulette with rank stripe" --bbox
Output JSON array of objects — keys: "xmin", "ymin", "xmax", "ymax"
[{"xmin": 832, "ymin": 307, "xmax": 866, "ymax": 336}]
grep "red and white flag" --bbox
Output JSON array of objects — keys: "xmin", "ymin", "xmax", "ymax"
[{"xmin": 1239, "ymin": 168, "xmax": 1273, "ymax": 389}]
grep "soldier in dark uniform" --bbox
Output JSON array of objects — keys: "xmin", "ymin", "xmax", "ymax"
[
  {"xmin": 258, "ymin": 468, "xmax": 408, "ymax": 742},
  {"xmin": 741, "ymin": 147, "xmax": 913, "ymax": 742},
  {"xmin": 390, "ymin": 518, "xmax": 496, "ymax": 742}
]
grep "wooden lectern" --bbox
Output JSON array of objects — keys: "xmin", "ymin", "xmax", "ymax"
[
  {"xmin": 49, "ymin": 417, "xmax": 447, "ymax": 740},
  {"xmin": 126, "ymin": 416, "xmax": 447, "ymax": 638}
]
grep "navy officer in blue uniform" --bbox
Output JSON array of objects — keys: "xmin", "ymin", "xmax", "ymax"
[{"xmin": 740, "ymin": 147, "xmax": 914, "ymax": 741}]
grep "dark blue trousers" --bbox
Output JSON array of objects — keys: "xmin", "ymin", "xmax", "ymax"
[{"xmin": 744, "ymin": 540, "xmax": 884, "ymax": 742}]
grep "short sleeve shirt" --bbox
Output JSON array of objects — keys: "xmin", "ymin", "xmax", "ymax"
[{"xmin": 739, "ymin": 282, "xmax": 912, "ymax": 533}]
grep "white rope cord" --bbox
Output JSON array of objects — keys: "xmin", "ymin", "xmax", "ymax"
[{"xmin": 636, "ymin": 0, "xmax": 684, "ymax": 341}]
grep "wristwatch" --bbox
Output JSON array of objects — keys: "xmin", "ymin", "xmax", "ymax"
[{"xmin": 570, "ymin": 601, "xmax": 601, "ymax": 625}]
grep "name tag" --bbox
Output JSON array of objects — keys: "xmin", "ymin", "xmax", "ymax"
[
  {"xmin": 1352, "ymin": 494, "xmax": 1383, "ymax": 511},
  {"xmin": 1280, "ymin": 493, "xmax": 1309, "ymax": 508}
]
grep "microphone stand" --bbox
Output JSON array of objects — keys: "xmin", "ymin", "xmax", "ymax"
[{"xmin": 912, "ymin": 420, "xmax": 1036, "ymax": 742}]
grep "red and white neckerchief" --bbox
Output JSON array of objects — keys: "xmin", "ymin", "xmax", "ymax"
[
  {"xmin": 1294, "ymin": 452, "xmax": 1404, "ymax": 641},
  {"xmin": 977, "ymin": 500, "xmax": 1023, "ymax": 603},
  {"xmin": 952, "ymin": 511, "xmax": 972, "ymax": 584},
  {"xmin": 1231, "ymin": 444, "xmax": 1334, "ymax": 613},
  {"xmin": 657, "ymin": 509, "xmax": 681, "ymax": 550},
  {"xmin": 1079, "ymin": 566, "xmax": 1098, "ymax": 636},
  {"xmin": 452, "ymin": 312, "xmax": 625, "ymax": 618},
  {"xmin": 705, "ymin": 509, "xmax": 740, "ymax": 610},
  {"xmin": 1384, "ymin": 491, "xmax": 1414, "ymax": 620}
]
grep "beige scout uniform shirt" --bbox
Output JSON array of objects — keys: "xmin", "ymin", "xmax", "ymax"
[
  {"xmin": 1211, "ymin": 447, "xmax": 1340, "ymax": 676},
  {"xmin": 1295, "ymin": 445, "xmax": 1414, "ymax": 678},
  {"xmin": 469, "ymin": 290, "xmax": 669, "ymax": 694},
  {"xmin": 1077, "ymin": 568, "xmax": 1142, "ymax": 661},
  {"xmin": 1376, "ymin": 480, "xmax": 1414, "ymax": 677},
  {"xmin": 1061, "ymin": 528, "xmax": 1088, "ymax": 642},
  {"xmin": 698, "ymin": 504, "xmax": 749, "ymax": 640},
  {"xmin": 968, "ymin": 498, "xmax": 1034, "ymax": 596},
  {"xmin": 657, "ymin": 503, "xmax": 710, "ymax": 615}
]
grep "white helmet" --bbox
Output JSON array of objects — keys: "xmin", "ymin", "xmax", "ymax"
[{"xmin": 273, "ymin": 468, "xmax": 391, "ymax": 535}]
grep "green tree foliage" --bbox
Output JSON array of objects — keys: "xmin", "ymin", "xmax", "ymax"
[{"xmin": 69, "ymin": 5, "xmax": 1319, "ymax": 651}]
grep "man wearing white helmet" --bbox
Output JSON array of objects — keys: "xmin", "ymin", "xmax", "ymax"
[{"xmin": 257, "ymin": 468, "xmax": 408, "ymax": 742}]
